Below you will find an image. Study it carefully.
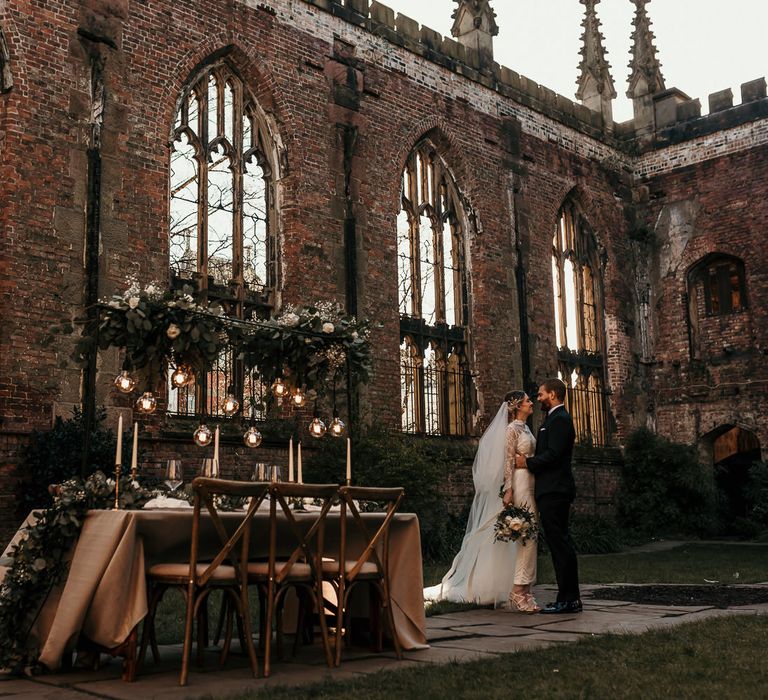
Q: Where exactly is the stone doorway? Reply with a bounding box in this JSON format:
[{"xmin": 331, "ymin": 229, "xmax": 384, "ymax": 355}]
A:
[{"xmin": 710, "ymin": 426, "xmax": 762, "ymax": 533}]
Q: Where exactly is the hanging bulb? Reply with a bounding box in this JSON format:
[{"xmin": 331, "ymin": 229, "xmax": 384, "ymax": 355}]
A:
[
  {"xmin": 291, "ymin": 388, "xmax": 306, "ymax": 408},
  {"xmin": 135, "ymin": 391, "xmax": 157, "ymax": 414},
  {"xmin": 193, "ymin": 423, "xmax": 213, "ymax": 447},
  {"xmin": 309, "ymin": 416, "xmax": 327, "ymax": 439},
  {"xmin": 222, "ymin": 393, "xmax": 240, "ymax": 416},
  {"xmin": 171, "ymin": 364, "xmax": 195, "ymax": 389},
  {"xmin": 329, "ymin": 415, "xmax": 346, "ymax": 438},
  {"xmin": 114, "ymin": 370, "xmax": 136, "ymax": 394},
  {"xmin": 243, "ymin": 426, "xmax": 263, "ymax": 448},
  {"xmin": 271, "ymin": 377, "xmax": 288, "ymax": 399}
]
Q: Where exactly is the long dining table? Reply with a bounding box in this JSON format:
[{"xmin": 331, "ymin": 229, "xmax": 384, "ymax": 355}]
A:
[{"xmin": 5, "ymin": 506, "xmax": 428, "ymax": 672}]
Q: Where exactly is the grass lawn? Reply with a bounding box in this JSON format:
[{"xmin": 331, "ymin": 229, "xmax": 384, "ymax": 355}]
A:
[
  {"xmin": 540, "ymin": 543, "xmax": 768, "ymax": 585},
  {"xmin": 212, "ymin": 615, "xmax": 768, "ymax": 699},
  {"xmin": 426, "ymin": 543, "xmax": 768, "ymax": 587}
]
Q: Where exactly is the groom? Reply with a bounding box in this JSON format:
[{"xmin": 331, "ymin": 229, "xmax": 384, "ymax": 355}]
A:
[{"xmin": 515, "ymin": 378, "xmax": 581, "ymax": 614}]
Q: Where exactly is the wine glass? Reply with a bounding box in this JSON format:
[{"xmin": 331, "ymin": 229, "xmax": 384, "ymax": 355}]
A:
[
  {"xmin": 253, "ymin": 462, "xmax": 268, "ymax": 482},
  {"xmin": 164, "ymin": 460, "xmax": 183, "ymax": 493}
]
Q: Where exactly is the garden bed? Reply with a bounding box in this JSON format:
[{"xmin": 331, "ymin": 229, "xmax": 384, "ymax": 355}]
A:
[{"xmin": 590, "ymin": 584, "xmax": 768, "ymax": 608}]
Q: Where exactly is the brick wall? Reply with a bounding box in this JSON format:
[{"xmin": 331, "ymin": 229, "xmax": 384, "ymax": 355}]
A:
[{"xmin": 1, "ymin": 0, "xmax": 766, "ymax": 545}]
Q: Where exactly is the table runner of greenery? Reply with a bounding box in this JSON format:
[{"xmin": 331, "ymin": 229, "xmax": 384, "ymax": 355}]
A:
[{"xmin": 0, "ymin": 473, "xmax": 151, "ymax": 672}]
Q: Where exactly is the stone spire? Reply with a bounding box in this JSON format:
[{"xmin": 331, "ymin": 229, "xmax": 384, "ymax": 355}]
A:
[
  {"xmin": 627, "ymin": 0, "xmax": 666, "ymax": 131},
  {"xmin": 451, "ymin": 0, "xmax": 499, "ymax": 69},
  {"xmin": 575, "ymin": 0, "xmax": 616, "ymax": 129}
]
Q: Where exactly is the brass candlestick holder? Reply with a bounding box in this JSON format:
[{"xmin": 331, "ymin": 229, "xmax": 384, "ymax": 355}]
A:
[{"xmin": 114, "ymin": 463, "xmax": 121, "ymax": 510}]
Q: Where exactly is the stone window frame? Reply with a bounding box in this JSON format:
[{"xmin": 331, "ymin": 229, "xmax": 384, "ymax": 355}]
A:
[
  {"xmin": 689, "ymin": 254, "xmax": 748, "ymax": 318},
  {"xmin": 167, "ymin": 59, "xmax": 280, "ymax": 419},
  {"xmin": 685, "ymin": 253, "xmax": 749, "ymax": 361},
  {"xmin": 397, "ymin": 140, "xmax": 473, "ymax": 437},
  {"xmin": 0, "ymin": 29, "xmax": 12, "ymax": 94},
  {"xmin": 551, "ymin": 200, "xmax": 610, "ymax": 447}
]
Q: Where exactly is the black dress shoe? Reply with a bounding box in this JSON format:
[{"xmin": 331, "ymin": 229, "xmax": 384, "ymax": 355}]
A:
[{"xmin": 540, "ymin": 600, "xmax": 583, "ymax": 614}]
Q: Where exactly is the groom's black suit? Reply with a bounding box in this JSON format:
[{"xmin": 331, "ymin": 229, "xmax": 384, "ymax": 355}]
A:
[{"xmin": 525, "ymin": 405, "xmax": 580, "ymax": 603}]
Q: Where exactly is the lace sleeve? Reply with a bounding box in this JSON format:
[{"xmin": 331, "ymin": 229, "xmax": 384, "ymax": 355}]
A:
[{"xmin": 503, "ymin": 424, "xmax": 519, "ymax": 491}]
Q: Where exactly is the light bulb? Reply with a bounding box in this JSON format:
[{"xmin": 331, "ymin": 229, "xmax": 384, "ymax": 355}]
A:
[
  {"xmin": 193, "ymin": 423, "xmax": 213, "ymax": 447},
  {"xmin": 309, "ymin": 416, "xmax": 327, "ymax": 439},
  {"xmin": 271, "ymin": 377, "xmax": 288, "ymax": 398},
  {"xmin": 291, "ymin": 388, "xmax": 306, "ymax": 408},
  {"xmin": 329, "ymin": 416, "xmax": 346, "ymax": 438},
  {"xmin": 135, "ymin": 391, "xmax": 157, "ymax": 414},
  {"xmin": 243, "ymin": 426, "xmax": 262, "ymax": 448},
  {"xmin": 171, "ymin": 364, "xmax": 195, "ymax": 388},
  {"xmin": 114, "ymin": 371, "xmax": 136, "ymax": 394},
  {"xmin": 222, "ymin": 393, "xmax": 240, "ymax": 416}
]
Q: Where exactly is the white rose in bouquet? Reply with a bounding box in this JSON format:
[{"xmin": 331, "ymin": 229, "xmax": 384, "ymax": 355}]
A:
[
  {"xmin": 166, "ymin": 323, "xmax": 181, "ymax": 339},
  {"xmin": 322, "ymin": 322, "xmax": 335, "ymax": 334}
]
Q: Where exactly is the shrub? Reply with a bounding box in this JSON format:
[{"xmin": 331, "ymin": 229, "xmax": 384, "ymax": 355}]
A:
[
  {"xmin": 17, "ymin": 408, "xmax": 118, "ymax": 511},
  {"xmin": 305, "ymin": 429, "xmax": 463, "ymax": 562},
  {"xmin": 617, "ymin": 428, "xmax": 718, "ymax": 538},
  {"xmin": 570, "ymin": 515, "xmax": 625, "ymax": 554},
  {"xmin": 744, "ymin": 460, "xmax": 768, "ymax": 532}
]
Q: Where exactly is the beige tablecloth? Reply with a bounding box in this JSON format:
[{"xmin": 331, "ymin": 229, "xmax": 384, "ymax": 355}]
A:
[{"xmin": 20, "ymin": 509, "xmax": 426, "ymax": 669}]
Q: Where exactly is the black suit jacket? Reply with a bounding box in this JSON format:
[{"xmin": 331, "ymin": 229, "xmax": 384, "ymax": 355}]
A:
[{"xmin": 526, "ymin": 405, "xmax": 576, "ymax": 501}]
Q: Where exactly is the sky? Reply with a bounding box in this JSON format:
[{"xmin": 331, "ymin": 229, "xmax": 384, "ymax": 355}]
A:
[{"xmin": 379, "ymin": 1, "xmax": 768, "ymax": 122}]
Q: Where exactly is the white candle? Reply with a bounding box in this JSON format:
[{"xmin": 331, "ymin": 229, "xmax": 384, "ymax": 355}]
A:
[
  {"xmin": 130, "ymin": 422, "xmax": 138, "ymax": 471},
  {"xmin": 346, "ymin": 437, "xmax": 351, "ymax": 483},
  {"xmin": 115, "ymin": 414, "xmax": 123, "ymax": 465},
  {"xmin": 214, "ymin": 425, "xmax": 220, "ymax": 466},
  {"xmin": 297, "ymin": 441, "xmax": 303, "ymax": 484},
  {"xmin": 288, "ymin": 437, "xmax": 294, "ymax": 482}
]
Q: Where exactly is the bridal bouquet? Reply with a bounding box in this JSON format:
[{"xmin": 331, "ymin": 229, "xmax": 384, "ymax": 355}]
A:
[{"xmin": 493, "ymin": 504, "xmax": 539, "ymax": 545}]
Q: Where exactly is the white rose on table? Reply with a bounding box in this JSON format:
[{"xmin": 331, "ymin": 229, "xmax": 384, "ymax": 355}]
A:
[
  {"xmin": 128, "ymin": 297, "xmax": 140, "ymax": 309},
  {"xmin": 322, "ymin": 322, "xmax": 335, "ymax": 334},
  {"xmin": 279, "ymin": 312, "xmax": 300, "ymax": 328},
  {"xmin": 166, "ymin": 323, "xmax": 181, "ymax": 339}
]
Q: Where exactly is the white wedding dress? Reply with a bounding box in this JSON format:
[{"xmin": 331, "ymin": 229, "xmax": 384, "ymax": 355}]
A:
[{"xmin": 424, "ymin": 402, "xmax": 528, "ymax": 606}]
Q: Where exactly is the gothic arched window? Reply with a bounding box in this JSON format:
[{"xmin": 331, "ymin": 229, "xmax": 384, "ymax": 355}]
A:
[
  {"xmin": 397, "ymin": 141, "xmax": 472, "ymax": 435},
  {"xmin": 168, "ymin": 61, "xmax": 277, "ymax": 418},
  {"xmin": 551, "ymin": 201, "xmax": 609, "ymax": 446}
]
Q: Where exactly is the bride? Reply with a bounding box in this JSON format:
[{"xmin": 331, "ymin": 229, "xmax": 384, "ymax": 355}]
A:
[{"xmin": 424, "ymin": 391, "xmax": 540, "ymax": 612}]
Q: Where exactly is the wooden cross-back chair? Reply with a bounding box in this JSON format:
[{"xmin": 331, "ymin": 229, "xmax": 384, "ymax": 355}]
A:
[
  {"xmin": 324, "ymin": 485, "xmax": 405, "ymax": 666},
  {"xmin": 139, "ymin": 478, "xmax": 270, "ymax": 686},
  {"xmin": 247, "ymin": 482, "xmax": 338, "ymax": 677}
]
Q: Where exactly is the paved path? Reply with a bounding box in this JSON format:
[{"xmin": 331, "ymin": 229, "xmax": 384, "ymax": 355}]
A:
[{"xmin": 1, "ymin": 584, "xmax": 766, "ymax": 699}]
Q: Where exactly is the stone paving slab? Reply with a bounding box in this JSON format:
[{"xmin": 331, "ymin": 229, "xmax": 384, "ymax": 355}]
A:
[
  {"xmin": 425, "ymin": 627, "xmax": 478, "ymax": 642},
  {"xmin": 447, "ymin": 624, "xmax": 539, "ymax": 637},
  {"xmin": 432, "ymin": 636, "xmax": 554, "ymax": 654},
  {"xmin": 401, "ymin": 645, "xmax": 498, "ymax": 664},
  {"xmin": 581, "ymin": 599, "xmax": 633, "ymax": 608}
]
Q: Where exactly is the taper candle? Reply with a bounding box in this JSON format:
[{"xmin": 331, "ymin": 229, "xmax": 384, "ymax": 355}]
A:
[
  {"xmin": 297, "ymin": 441, "xmax": 303, "ymax": 484},
  {"xmin": 214, "ymin": 425, "xmax": 220, "ymax": 465},
  {"xmin": 115, "ymin": 414, "xmax": 123, "ymax": 465},
  {"xmin": 346, "ymin": 437, "xmax": 351, "ymax": 483},
  {"xmin": 130, "ymin": 422, "xmax": 138, "ymax": 473},
  {"xmin": 288, "ymin": 437, "xmax": 294, "ymax": 482}
]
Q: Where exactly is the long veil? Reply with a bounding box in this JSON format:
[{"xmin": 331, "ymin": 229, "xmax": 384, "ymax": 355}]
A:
[{"xmin": 424, "ymin": 402, "xmax": 517, "ymax": 605}]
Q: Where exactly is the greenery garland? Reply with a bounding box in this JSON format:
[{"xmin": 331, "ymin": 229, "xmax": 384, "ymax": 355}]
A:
[
  {"xmin": 0, "ymin": 472, "xmax": 150, "ymax": 672},
  {"xmin": 63, "ymin": 281, "xmax": 372, "ymax": 400}
]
